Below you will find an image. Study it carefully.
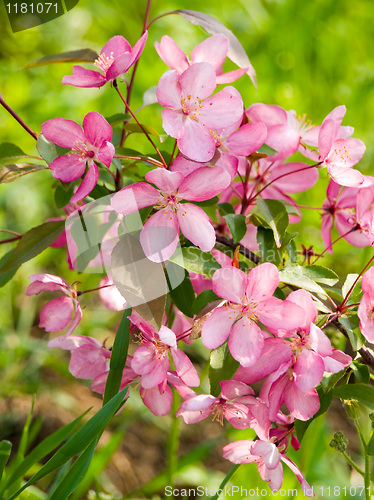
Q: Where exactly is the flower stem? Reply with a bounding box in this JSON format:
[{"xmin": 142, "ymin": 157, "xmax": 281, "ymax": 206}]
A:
[
  {"xmin": 341, "ymin": 253, "xmax": 374, "ymax": 308},
  {"xmin": 168, "ymin": 390, "xmax": 180, "ymax": 488},
  {"xmin": 120, "ymin": 0, "xmax": 152, "ymax": 146},
  {"xmin": 0, "ymin": 94, "xmax": 38, "ymax": 140},
  {"xmin": 113, "ymin": 81, "xmax": 168, "ymax": 168},
  {"xmin": 341, "ymin": 451, "xmax": 365, "ymax": 476},
  {"xmin": 209, "ymin": 464, "xmax": 240, "ymax": 500}
]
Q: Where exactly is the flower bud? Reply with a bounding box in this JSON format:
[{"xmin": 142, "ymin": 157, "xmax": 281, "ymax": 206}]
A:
[
  {"xmin": 344, "ymin": 399, "xmax": 360, "ymax": 420},
  {"xmin": 329, "ymin": 431, "xmax": 348, "ymax": 452}
]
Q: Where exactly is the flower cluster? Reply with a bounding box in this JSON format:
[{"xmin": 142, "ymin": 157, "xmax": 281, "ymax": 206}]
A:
[{"xmin": 21, "ymin": 23, "xmax": 374, "ymax": 497}]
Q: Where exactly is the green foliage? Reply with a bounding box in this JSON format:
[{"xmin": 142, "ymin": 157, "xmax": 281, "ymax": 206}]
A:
[
  {"xmin": 209, "ymin": 343, "xmax": 240, "ymax": 398},
  {"xmin": 223, "ymin": 214, "xmax": 247, "ymax": 243},
  {"xmin": 0, "ymin": 220, "xmax": 65, "ymax": 277}
]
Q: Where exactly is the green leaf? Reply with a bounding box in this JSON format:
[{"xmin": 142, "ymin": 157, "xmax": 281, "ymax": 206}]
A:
[
  {"xmin": 192, "ymin": 196, "xmax": 219, "ymax": 207},
  {"xmin": 338, "ymin": 316, "xmax": 365, "ymax": 351},
  {"xmin": 54, "ymin": 181, "xmax": 76, "ymax": 209},
  {"xmin": 36, "ymin": 134, "xmax": 69, "ymax": 165},
  {"xmin": 192, "ymin": 290, "xmax": 220, "ymax": 315},
  {"xmin": 257, "ymin": 143, "xmax": 277, "ymax": 156},
  {"xmin": 124, "ymin": 123, "xmax": 159, "ymax": 138},
  {"xmin": 351, "ymin": 361, "xmax": 370, "ymax": 384},
  {"xmin": 302, "ymin": 265, "xmax": 339, "ymax": 286},
  {"xmin": 169, "ymin": 247, "xmax": 221, "ymax": 278},
  {"xmin": 103, "ymin": 308, "xmax": 131, "ymax": 405},
  {"xmin": 342, "ymin": 274, "xmax": 362, "ymax": 302},
  {"xmin": 256, "ymin": 226, "xmax": 281, "ymax": 266},
  {"xmin": 111, "ymin": 233, "xmax": 167, "ymax": 330},
  {"xmin": 209, "ymin": 343, "xmax": 240, "ymax": 397},
  {"xmin": 166, "ymin": 263, "xmax": 195, "ymax": 317},
  {"xmin": 23, "ymin": 49, "xmax": 99, "ymax": 69},
  {"xmin": 223, "ymin": 214, "xmax": 247, "ymax": 243},
  {"xmin": 1, "ymin": 411, "xmax": 89, "ymax": 494},
  {"xmin": 0, "ymin": 143, "xmax": 40, "ymax": 167},
  {"xmin": 0, "ymin": 441, "xmax": 12, "ymax": 482},
  {"xmin": 0, "ymin": 251, "xmax": 18, "ymax": 288},
  {"xmin": 8, "ymin": 388, "xmax": 128, "ymax": 500},
  {"xmin": 0, "ymin": 220, "xmax": 65, "ymax": 274},
  {"xmin": 0, "ymin": 163, "xmax": 47, "ymax": 183},
  {"xmin": 333, "ymin": 383, "xmax": 374, "ymax": 409},
  {"xmin": 294, "ymin": 388, "xmax": 333, "ymax": 442},
  {"xmin": 321, "ymin": 369, "xmax": 347, "ymax": 394},
  {"xmin": 256, "ymin": 198, "xmax": 288, "ymax": 248},
  {"xmin": 368, "ymin": 433, "xmax": 374, "ymax": 455},
  {"xmin": 47, "ymin": 441, "xmax": 96, "ymax": 500},
  {"xmin": 105, "ymin": 113, "xmax": 131, "ymax": 126},
  {"xmin": 217, "ymin": 202, "xmax": 235, "ymax": 216},
  {"xmin": 174, "ymin": 10, "xmax": 257, "ymax": 87},
  {"xmin": 279, "ymin": 264, "xmax": 327, "ymax": 295}
]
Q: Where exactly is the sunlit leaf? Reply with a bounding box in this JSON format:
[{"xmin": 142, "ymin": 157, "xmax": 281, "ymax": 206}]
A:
[
  {"xmin": 0, "ymin": 163, "xmax": 47, "ymax": 183},
  {"xmin": 0, "ymin": 220, "xmax": 65, "ymax": 274},
  {"xmin": 23, "ymin": 49, "xmax": 99, "ymax": 70}
]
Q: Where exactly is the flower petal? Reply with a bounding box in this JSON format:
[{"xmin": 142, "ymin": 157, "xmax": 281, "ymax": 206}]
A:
[
  {"xmin": 212, "ymin": 267, "xmax": 247, "ymax": 303},
  {"xmin": 39, "ymin": 296, "xmax": 73, "ymax": 332},
  {"xmin": 83, "ymin": 111, "xmax": 113, "ymax": 147},
  {"xmin": 41, "ymin": 118, "xmax": 86, "ymax": 149},
  {"xmin": 201, "ymin": 306, "xmax": 234, "ymax": 350},
  {"xmin": 49, "ymin": 154, "xmax": 86, "ymax": 182},
  {"xmin": 140, "ymin": 208, "xmax": 179, "ymax": 262},
  {"xmin": 177, "ymin": 203, "xmax": 215, "ymax": 252},
  {"xmin": 70, "ymin": 163, "xmax": 99, "ymax": 203},
  {"xmin": 228, "ymin": 316, "xmax": 264, "ymax": 367},
  {"xmin": 111, "ymin": 183, "xmax": 161, "ymax": 215},
  {"xmin": 155, "ymin": 36, "xmax": 189, "ymax": 74},
  {"xmin": 178, "ymin": 166, "xmax": 231, "ymax": 201}
]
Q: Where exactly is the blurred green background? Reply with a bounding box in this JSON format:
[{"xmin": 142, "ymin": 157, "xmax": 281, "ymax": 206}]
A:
[{"xmin": 1, "ymin": 0, "xmax": 374, "ymax": 498}]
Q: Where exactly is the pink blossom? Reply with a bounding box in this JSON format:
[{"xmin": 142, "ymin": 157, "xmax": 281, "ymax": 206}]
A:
[
  {"xmin": 155, "ymin": 34, "xmax": 249, "ymax": 84},
  {"xmin": 321, "ymin": 181, "xmax": 359, "ymax": 252},
  {"xmin": 235, "ymin": 290, "xmax": 351, "ymax": 420},
  {"xmin": 99, "ymin": 274, "xmax": 127, "ymax": 311},
  {"xmin": 201, "ymin": 264, "xmax": 304, "ymax": 367},
  {"xmin": 129, "ymin": 312, "xmax": 200, "ymax": 389},
  {"xmin": 111, "ymin": 167, "xmax": 230, "ymax": 262},
  {"xmin": 157, "ymin": 63, "xmax": 244, "ymax": 162},
  {"xmin": 177, "ymin": 380, "xmax": 270, "ymax": 436},
  {"xmin": 246, "ymin": 103, "xmax": 320, "ymax": 158},
  {"xmin": 26, "ymin": 274, "xmax": 82, "ymax": 335},
  {"xmin": 306, "ymin": 106, "xmax": 368, "ymax": 187},
  {"xmin": 223, "ymin": 439, "xmax": 314, "ymax": 495},
  {"xmin": 62, "ymin": 33, "xmax": 148, "ymax": 88},
  {"xmin": 358, "ymin": 266, "xmax": 374, "ymax": 342},
  {"xmin": 41, "ymin": 112, "xmax": 114, "ymax": 203},
  {"xmin": 47, "ymin": 334, "xmax": 111, "ymax": 380}
]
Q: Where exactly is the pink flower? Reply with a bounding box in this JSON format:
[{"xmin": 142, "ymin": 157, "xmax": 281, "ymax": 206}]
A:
[
  {"xmin": 358, "ymin": 266, "xmax": 374, "ymax": 342},
  {"xmin": 201, "ymin": 264, "xmax": 304, "ymax": 367},
  {"xmin": 62, "ymin": 33, "xmax": 148, "ymax": 88},
  {"xmin": 130, "ymin": 312, "xmax": 200, "ymax": 389},
  {"xmin": 99, "ymin": 274, "xmax": 127, "ymax": 311},
  {"xmin": 235, "ymin": 290, "xmax": 351, "ymax": 420},
  {"xmin": 246, "ymin": 103, "xmax": 320, "ymax": 158},
  {"xmin": 223, "ymin": 439, "xmax": 314, "ymax": 495},
  {"xmin": 41, "ymin": 112, "xmax": 115, "ymax": 203},
  {"xmin": 177, "ymin": 380, "xmax": 270, "ymax": 436},
  {"xmin": 155, "ymin": 34, "xmax": 249, "ymax": 84},
  {"xmin": 111, "ymin": 167, "xmax": 230, "ymax": 262},
  {"xmin": 26, "ymin": 274, "xmax": 82, "ymax": 335},
  {"xmin": 157, "ymin": 63, "xmax": 244, "ymax": 162},
  {"xmin": 47, "ymin": 334, "xmax": 111, "ymax": 380},
  {"xmin": 321, "ymin": 181, "xmax": 359, "ymax": 253},
  {"xmin": 306, "ymin": 106, "xmax": 368, "ymax": 187}
]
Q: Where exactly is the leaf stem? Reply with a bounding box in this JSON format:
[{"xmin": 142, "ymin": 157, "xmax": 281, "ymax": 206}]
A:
[{"xmin": 0, "ymin": 94, "xmax": 38, "ymax": 140}]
